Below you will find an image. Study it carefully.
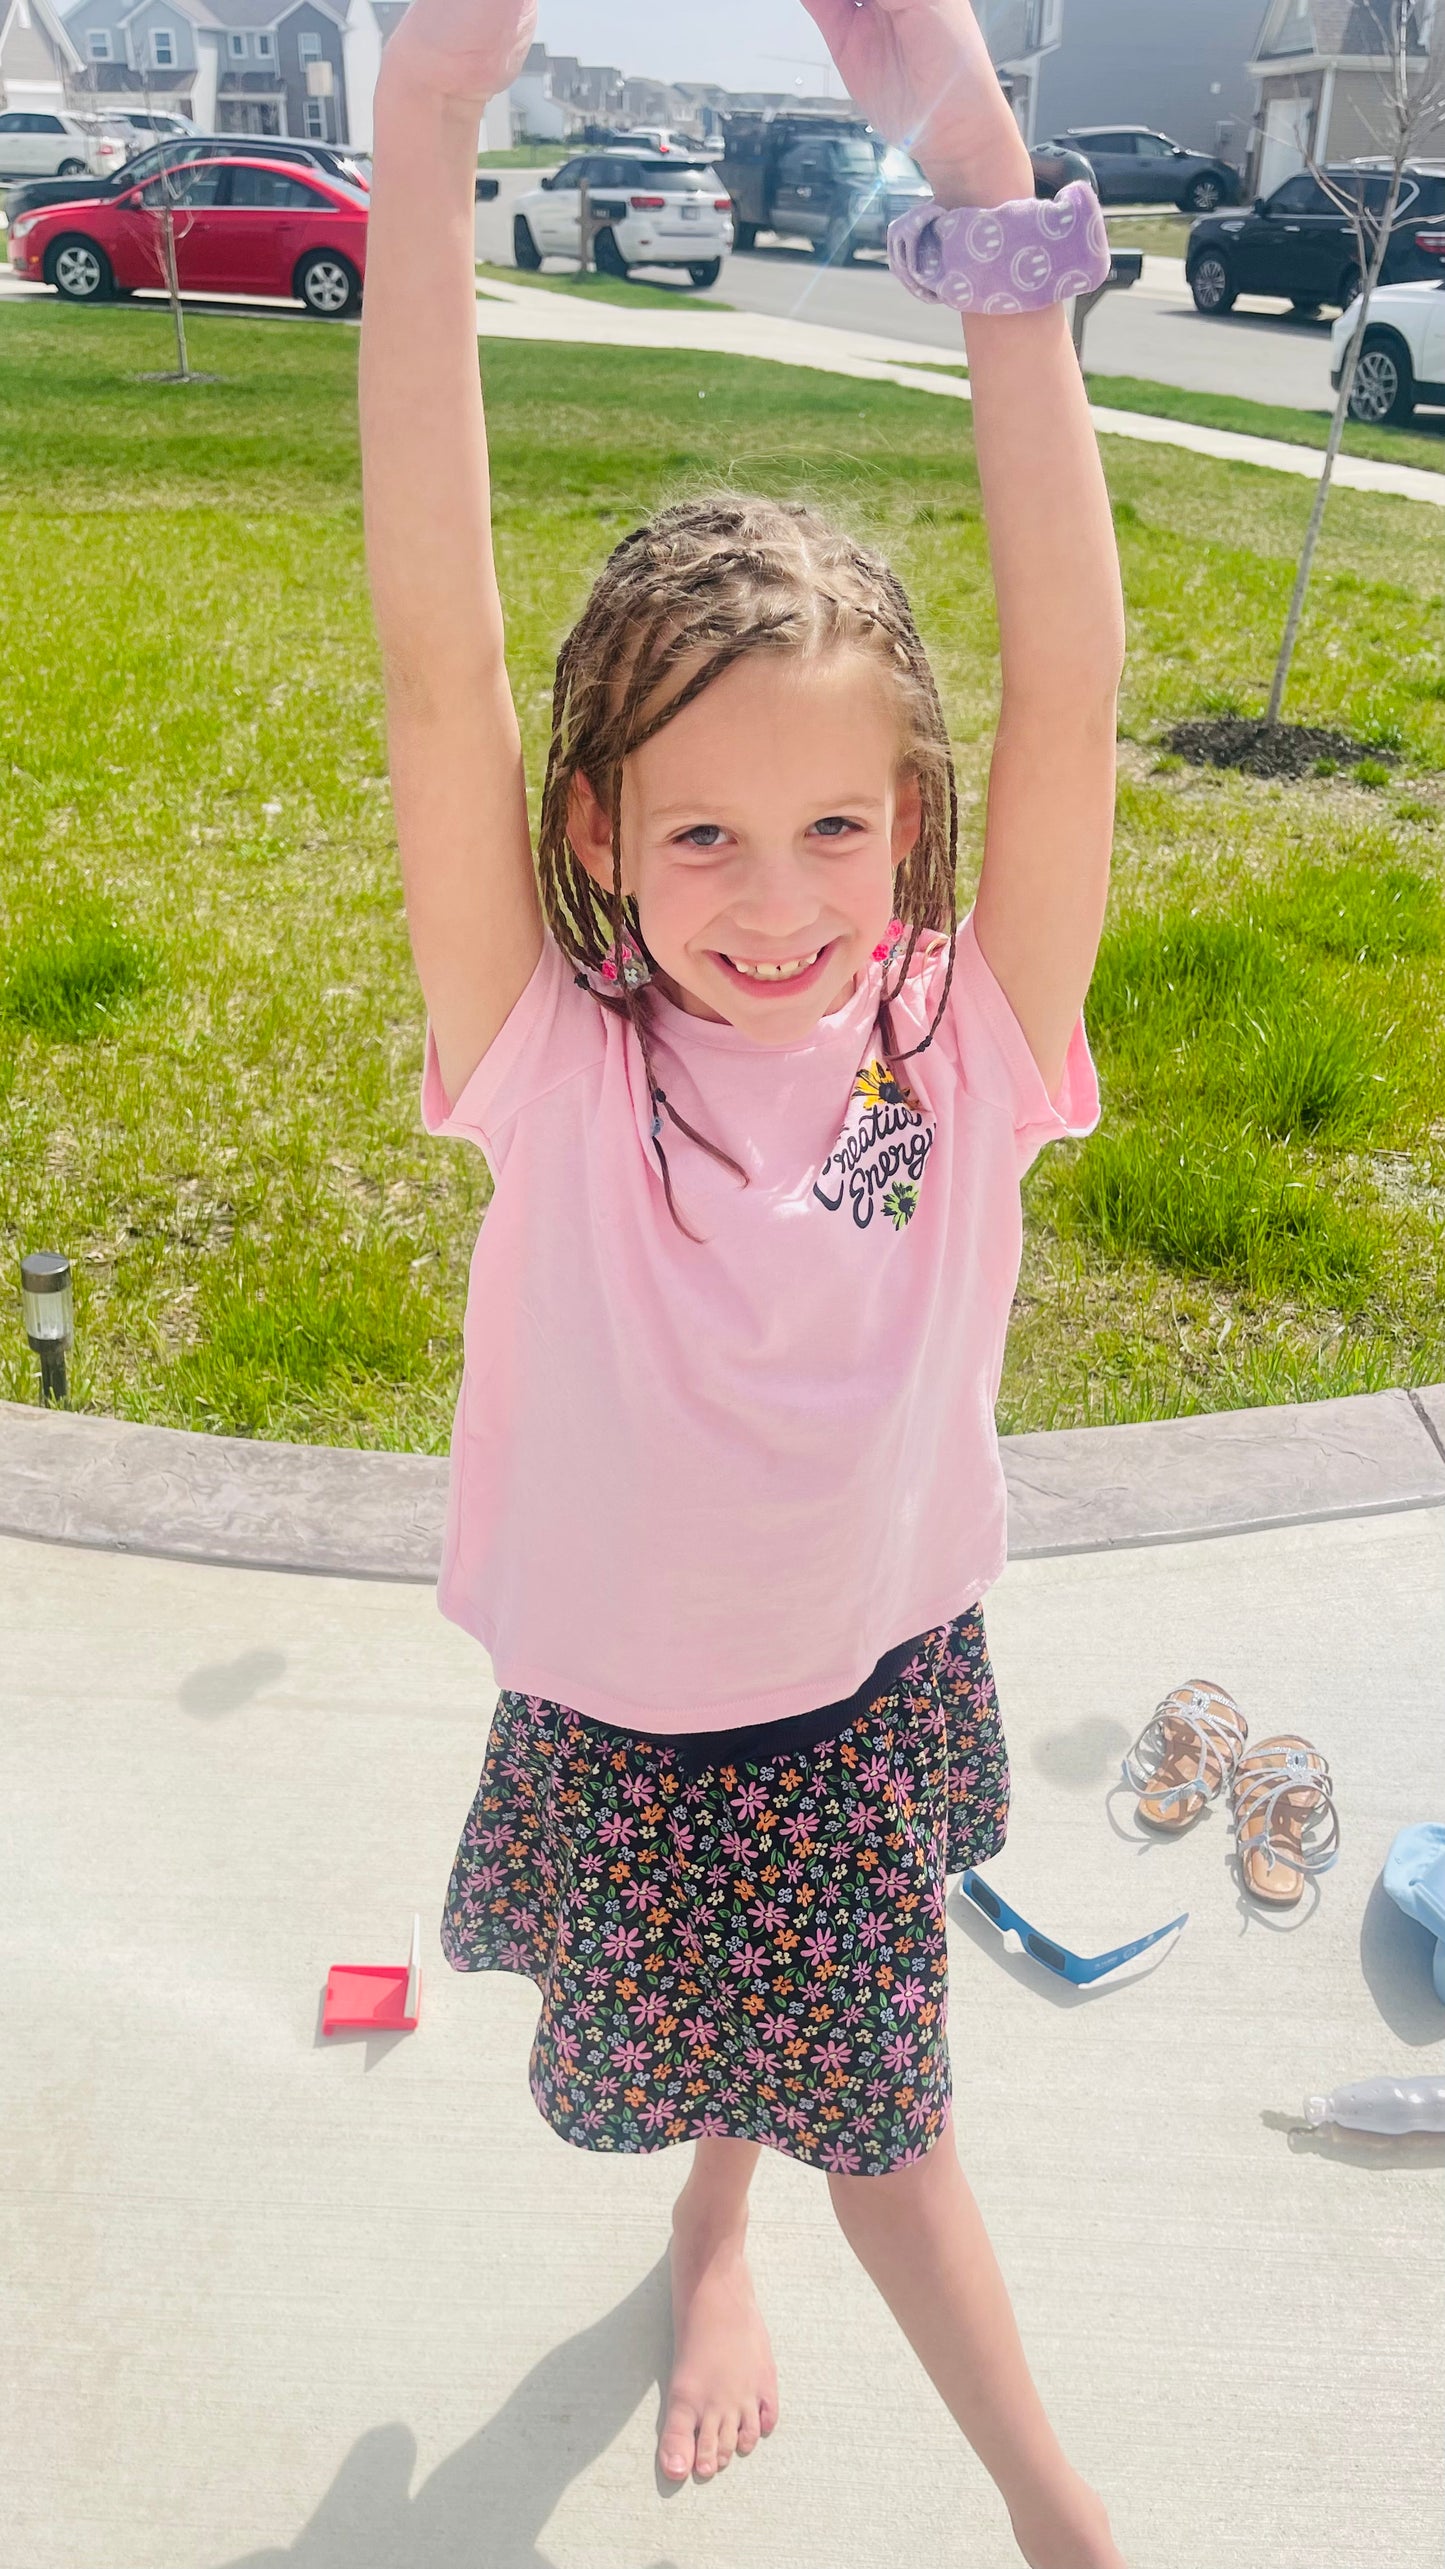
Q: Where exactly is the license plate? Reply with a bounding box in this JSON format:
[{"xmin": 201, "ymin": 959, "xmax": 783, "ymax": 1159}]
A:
[{"xmin": 681, "ymin": 202, "xmax": 699, "ymax": 220}]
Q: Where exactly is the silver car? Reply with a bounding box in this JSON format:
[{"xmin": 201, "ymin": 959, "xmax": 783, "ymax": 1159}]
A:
[
  {"xmin": 513, "ymin": 151, "xmax": 734, "ymax": 288},
  {"xmin": 0, "ymin": 108, "xmax": 129, "ymax": 182}
]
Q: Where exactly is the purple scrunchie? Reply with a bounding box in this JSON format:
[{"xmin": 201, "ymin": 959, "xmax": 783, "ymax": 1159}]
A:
[{"xmin": 887, "ymin": 177, "xmax": 1110, "ymax": 315}]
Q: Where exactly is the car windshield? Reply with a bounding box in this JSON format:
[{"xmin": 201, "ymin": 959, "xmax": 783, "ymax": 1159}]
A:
[
  {"xmin": 879, "ymin": 145, "xmax": 925, "ymax": 186},
  {"xmin": 834, "ymin": 142, "xmax": 879, "ymax": 179},
  {"xmin": 638, "ymin": 161, "xmax": 721, "ymax": 192}
]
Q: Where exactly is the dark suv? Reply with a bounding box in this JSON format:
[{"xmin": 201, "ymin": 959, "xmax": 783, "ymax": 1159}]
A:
[
  {"xmin": 4, "ymin": 132, "xmax": 370, "ymax": 224},
  {"xmin": 1046, "ymin": 125, "xmax": 1240, "ymax": 212},
  {"xmin": 1187, "ymin": 161, "xmax": 1445, "ymax": 314}
]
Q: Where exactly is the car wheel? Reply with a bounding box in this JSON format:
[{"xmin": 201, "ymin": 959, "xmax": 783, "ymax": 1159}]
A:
[
  {"xmin": 1182, "ymin": 174, "xmax": 1223, "ymax": 213},
  {"xmin": 45, "ymin": 233, "xmax": 114, "ymax": 302},
  {"xmin": 1188, "ymin": 250, "xmax": 1236, "ymax": 313},
  {"xmin": 1350, "ymin": 329, "xmax": 1416, "ymax": 426},
  {"xmin": 296, "ymin": 249, "xmax": 360, "ymax": 318},
  {"xmin": 687, "ymin": 259, "xmax": 722, "ymax": 289},
  {"xmin": 593, "ymin": 226, "xmax": 629, "ymax": 277},
  {"xmin": 733, "ymin": 219, "xmax": 757, "ymax": 253},
  {"xmin": 57, "ymin": 157, "xmax": 85, "ymax": 177},
  {"xmin": 1337, "ymin": 264, "xmax": 1362, "ymax": 310},
  {"xmin": 513, "ymin": 214, "xmax": 542, "ymax": 270},
  {"xmin": 1290, "ymin": 297, "xmax": 1323, "ymax": 318}
]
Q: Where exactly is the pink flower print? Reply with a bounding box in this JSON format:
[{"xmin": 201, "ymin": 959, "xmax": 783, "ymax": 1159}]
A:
[
  {"xmin": 802, "ymin": 1922, "xmax": 838, "ymax": 1970},
  {"xmin": 731, "ymin": 1780, "xmax": 768, "ymax": 1822},
  {"xmin": 891, "ymin": 1974, "xmax": 927, "ymax": 2017},
  {"xmin": 840, "ymin": 1998, "xmax": 867, "ymax": 2031},
  {"xmin": 597, "ymin": 1810, "xmax": 637, "ymax": 1851},
  {"xmin": 621, "ymin": 1875, "xmax": 663, "ymax": 1915},
  {"xmin": 669, "ymin": 1814, "xmax": 696, "ymax": 1856},
  {"xmin": 641, "ymin": 2096, "xmax": 672, "ymax": 2132},
  {"xmin": 784, "ymin": 1858, "xmax": 805, "ymax": 1886},
  {"xmin": 905, "ymin": 2093, "xmax": 933, "ymax": 2131},
  {"xmin": 473, "ymin": 1862, "xmax": 506, "ymax": 1894},
  {"xmin": 894, "ymin": 1763, "xmax": 916, "ymax": 1804},
  {"xmin": 882, "ymin": 2029, "xmax": 918, "ymax": 2073},
  {"xmin": 778, "ymin": 2101, "xmax": 808, "ymax": 2132},
  {"xmin": 506, "ymin": 1903, "xmax": 538, "ymax": 1935},
  {"xmin": 594, "ymin": 2073, "xmax": 620, "ymax": 2104},
  {"xmin": 847, "ymin": 1802, "xmax": 877, "ymax": 1839},
  {"xmin": 812, "ymin": 2032, "xmax": 853, "ymax": 2074},
  {"xmin": 705, "ymin": 1860, "xmax": 731, "ymax": 1892},
  {"xmin": 681, "ymin": 2013, "xmax": 718, "ymax": 2052},
  {"xmin": 858, "ymin": 1908, "xmax": 890, "ymax": 1950},
  {"xmin": 579, "ymin": 1851, "xmax": 607, "ymax": 1878},
  {"xmin": 697, "ymin": 2110, "xmax": 731, "ymax": 2136},
  {"xmin": 580, "ymin": 2105, "xmax": 605, "ymax": 2133},
  {"xmin": 497, "ymin": 1940, "xmax": 531, "ymax": 1971},
  {"xmin": 821, "ymin": 2139, "xmax": 863, "ymax": 2173},
  {"xmin": 780, "ymin": 1810, "xmax": 815, "ymax": 1847},
  {"xmin": 585, "ymin": 1963, "xmax": 612, "ymax": 1989},
  {"xmin": 761, "ymin": 2008, "xmax": 794, "ymax": 2045},
  {"xmin": 621, "ymin": 1770, "xmax": 654, "ymax": 1807},
  {"xmin": 744, "ymin": 2040, "xmax": 770, "ymax": 2076},
  {"xmin": 874, "ymin": 1865, "xmax": 909, "ymax": 1901},
  {"xmin": 729, "ymin": 1940, "xmax": 771, "ymax": 1985},
  {"xmin": 630, "ymin": 1989, "xmax": 667, "ymax": 2026},
  {"xmin": 553, "ymin": 2026, "xmax": 582, "ymax": 2068},
  {"xmin": 602, "ymin": 1923, "xmax": 643, "ymax": 1962},
  {"xmin": 859, "ymin": 1751, "xmax": 890, "ymax": 1795},
  {"xmin": 748, "ymin": 1896, "xmax": 786, "ymax": 1936},
  {"xmin": 610, "ymin": 2036, "xmax": 653, "ymax": 2076},
  {"xmin": 866, "ymin": 2074, "xmax": 893, "ymax": 2104}
]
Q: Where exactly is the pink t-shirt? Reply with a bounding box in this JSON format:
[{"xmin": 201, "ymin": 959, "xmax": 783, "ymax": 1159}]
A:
[{"xmin": 420, "ymin": 912, "xmax": 1099, "ymax": 1733}]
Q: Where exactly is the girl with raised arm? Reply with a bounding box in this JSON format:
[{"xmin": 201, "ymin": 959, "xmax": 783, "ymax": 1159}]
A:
[{"xmin": 360, "ymin": 4, "xmax": 1127, "ymax": 2562}]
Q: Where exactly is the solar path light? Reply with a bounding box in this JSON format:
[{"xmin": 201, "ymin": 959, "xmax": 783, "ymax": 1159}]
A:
[{"xmin": 20, "ymin": 1252, "xmax": 74, "ymax": 1404}]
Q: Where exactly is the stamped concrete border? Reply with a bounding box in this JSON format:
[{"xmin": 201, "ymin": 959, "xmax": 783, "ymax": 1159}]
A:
[{"xmin": 3, "ymin": 1384, "xmax": 1445, "ymax": 1582}]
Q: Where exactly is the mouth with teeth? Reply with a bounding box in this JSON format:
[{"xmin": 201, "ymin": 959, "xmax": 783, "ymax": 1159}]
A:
[{"xmin": 714, "ymin": 942, "xmax": 835, "ymax": 993}]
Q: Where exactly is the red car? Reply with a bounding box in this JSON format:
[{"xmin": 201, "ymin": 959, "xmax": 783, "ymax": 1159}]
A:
[{"xmin": 8, "ymin": 154, "xmax": 368, "ymax": 317}]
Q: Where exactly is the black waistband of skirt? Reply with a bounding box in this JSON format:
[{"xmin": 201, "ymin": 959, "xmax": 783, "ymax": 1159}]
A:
[{"xmin": 638, "ymin": 1627, "xmax": 936, "ymax": 1780}]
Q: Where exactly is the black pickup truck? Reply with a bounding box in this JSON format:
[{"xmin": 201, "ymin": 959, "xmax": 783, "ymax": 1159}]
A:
[{"xmin": 719, "ymin": 112, "xmax": 1103, "ymax": 263}]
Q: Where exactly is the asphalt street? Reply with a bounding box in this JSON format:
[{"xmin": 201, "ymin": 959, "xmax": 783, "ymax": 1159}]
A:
[{"xmin": 479, "ymin": 170, "xmax": 1343, "ymax": 414}]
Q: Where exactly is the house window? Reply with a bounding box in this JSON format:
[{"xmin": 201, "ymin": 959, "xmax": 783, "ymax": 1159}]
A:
[
  {"xmin": 304, "ymin": 97, "xmax": 324, "ymax": 135},
  {"xmin": 151, "ymin": 26, "xmax": 176, "ymax": 65},
  {"xmin": 87, "ymin": 27, "xmax": 113, "ymax": 57},
  {"xmin": 299, "ymin": 31, "xmax": 322, "ymax": 60},
  {"xmin": 255, "ymin": 29, "xmax": 274, "ymax": 56},
  {"xmin": 228, "ymin": 30, "xmax": 248, "ymax": 56}
]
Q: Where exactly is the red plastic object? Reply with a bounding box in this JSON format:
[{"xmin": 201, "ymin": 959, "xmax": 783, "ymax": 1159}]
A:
[{"xmin": 323, "ymin": 1915, "xmax": 421, "ymax": 2035}]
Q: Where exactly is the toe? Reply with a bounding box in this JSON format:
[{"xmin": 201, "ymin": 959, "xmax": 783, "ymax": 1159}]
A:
[
  {"xmin": 758, "ymin": 2393, "xmax": 780, "ymax": 2436},
  {"xmin": 693, "ymin": 2410, "xmax": 723, "ymax": 2478},
  {"xmin": 735, "ymin": 2404, "xmax": 761, "ymax": 2458},
  {"xmin": 658, "ymin": 2399, "xmax": 698, "ymax": 2482}
]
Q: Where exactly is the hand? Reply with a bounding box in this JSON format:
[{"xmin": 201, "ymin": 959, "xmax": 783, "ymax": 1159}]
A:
[
  {"xmin": 381, "ymin": 0, "xmax": 537, "ymax": 105},
  {"xmin": 798, "ymin": 0, "xmax": 1033, "ymax": 203}
]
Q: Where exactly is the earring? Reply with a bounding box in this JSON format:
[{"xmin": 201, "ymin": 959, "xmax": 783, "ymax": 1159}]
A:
[
  {"xmin": 575, "ymin": 926, "xmax": 652, "ymax": 998},
  {"xmin": 872, "ymin": 918, "xmax": 906, "ymax": 964}
]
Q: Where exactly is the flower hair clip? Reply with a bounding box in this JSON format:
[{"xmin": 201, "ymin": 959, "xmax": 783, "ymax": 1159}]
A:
[
  {"xmin": 574, "ymin": 926, "xmax": 652, "ymax": 998},
  {"xmin": 873, "ymin": 918, "xmax": 906, "ymax": 964}
]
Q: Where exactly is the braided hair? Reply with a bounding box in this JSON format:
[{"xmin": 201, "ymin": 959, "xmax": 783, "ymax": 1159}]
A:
[{"xmin": 536, "ymin": 494, "xmax": 961, "ymax": 1238}]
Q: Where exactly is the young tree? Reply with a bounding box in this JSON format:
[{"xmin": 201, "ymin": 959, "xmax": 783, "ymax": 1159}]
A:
[
  {"xmin": 75, "ymin": 59, "xmax": 206, "ymax": 382},
  {"xmin": 1268, "ymin": 0, "xmax": 1445, "ymax": 721}
]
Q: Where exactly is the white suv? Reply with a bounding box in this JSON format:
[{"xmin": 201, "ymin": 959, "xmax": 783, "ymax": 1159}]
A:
[
  {"xmin": 0, "ymin": 108, "xmax": 130, "ymax": 182},
  {"xmin": 513, "ymin": 150, "xmax": 733, "ymax": 288},
  {"xmin": 1329, "ymin": 274, "xmax": 1445, "ymax": 425}
]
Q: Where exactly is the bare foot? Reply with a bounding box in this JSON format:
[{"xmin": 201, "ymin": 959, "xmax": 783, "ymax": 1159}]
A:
[{"xmin": 658, "ymin": 2191, "xmax": 779, "ymax": 2483}]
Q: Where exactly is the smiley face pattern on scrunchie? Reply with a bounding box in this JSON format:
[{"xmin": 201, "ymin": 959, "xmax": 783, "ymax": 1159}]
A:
[
  {"xmin": 887, "ymin": 177, "xmax": 1110, "ymax": 315},
  {"xmin": 440, "ymin": 1608, "xmax": 1010, "ymax": 2175}
]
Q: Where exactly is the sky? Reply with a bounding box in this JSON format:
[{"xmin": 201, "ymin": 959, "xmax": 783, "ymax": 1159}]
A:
[{"xmin": 534, "ymin": 2, "xmax": 851, "ymax": 98}]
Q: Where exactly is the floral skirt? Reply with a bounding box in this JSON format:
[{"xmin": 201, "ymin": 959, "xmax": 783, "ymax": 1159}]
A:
[{"xmin": 440, "ymin": 1604, "xmax": 1009, "ymax": 2176}]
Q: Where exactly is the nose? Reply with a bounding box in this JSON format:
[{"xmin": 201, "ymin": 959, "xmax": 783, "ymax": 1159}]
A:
[{"xmin": 724, "ymin": 849, "xmax": 825, "ymax": 943}]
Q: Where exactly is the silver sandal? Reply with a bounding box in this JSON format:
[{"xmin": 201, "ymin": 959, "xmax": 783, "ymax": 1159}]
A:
[
  {"xmin": 1121, "ymin": 1681, "xmax": 1249, "ymax": 1832},
  {"xmin": 1230, "ymin": 1736, "xmax": 1340, "ymax": 1907}
]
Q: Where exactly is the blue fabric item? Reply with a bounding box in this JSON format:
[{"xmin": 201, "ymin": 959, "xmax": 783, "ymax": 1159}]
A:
[{"xmin": 1382, "ymin": 1824, "xmax": 1445, "ymax": 2003}]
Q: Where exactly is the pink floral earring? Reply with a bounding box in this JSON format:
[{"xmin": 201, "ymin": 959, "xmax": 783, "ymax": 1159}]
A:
[{"xmin": 872, "ymin": 918, "xmax": 906, "ymax": 964}]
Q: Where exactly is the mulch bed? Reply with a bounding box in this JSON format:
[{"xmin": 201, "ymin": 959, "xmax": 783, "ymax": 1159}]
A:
[{"xmin": 1164, "ymin": 717, "xmax": 1398, "ymax": 780}]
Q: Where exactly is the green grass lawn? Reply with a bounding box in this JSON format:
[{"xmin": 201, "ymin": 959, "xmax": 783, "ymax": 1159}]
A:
[
  {"xmin": 3, "ymin": 297, "xmax": 1443, "ymax": 1444},
  {"xmin": 476, "ymin": 259, "xmax": 729, "ymax": 311},
  {"xmin": 1103, "ymin": 211, "xmax": 1193, "ymax": 259},
  {"xmin": 477, "ymin": 145, "xmax": 565, "ymax": 168}
]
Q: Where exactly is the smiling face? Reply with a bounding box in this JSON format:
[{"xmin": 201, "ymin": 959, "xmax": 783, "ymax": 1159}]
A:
[{"xmin": 567, "ymin": 651, "xmax": 923, "ymax": 1040}]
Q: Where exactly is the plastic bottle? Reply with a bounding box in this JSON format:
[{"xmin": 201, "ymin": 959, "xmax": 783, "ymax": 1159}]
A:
[{"xmin": 1303, "ymin": 2076, "xmax": 1445, "ymax": 2135}]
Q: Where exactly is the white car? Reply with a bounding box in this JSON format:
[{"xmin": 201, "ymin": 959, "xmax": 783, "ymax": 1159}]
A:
[
  {"xmin": 0, "ymin": 108, "xmax": 130, "ymax": 182},
  {"xmin": 1329, "ymin": 276, "xmax": 1445, "ymax": 425},
  {"xmin": 513, "ymin": 149, "xmax": 733, "ymax": 288}
]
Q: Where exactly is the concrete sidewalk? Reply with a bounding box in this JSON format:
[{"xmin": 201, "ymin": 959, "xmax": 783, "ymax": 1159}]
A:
[{"xmin": 4, "ymin": 1498, "xmax": 1442, "ymax": 2569}]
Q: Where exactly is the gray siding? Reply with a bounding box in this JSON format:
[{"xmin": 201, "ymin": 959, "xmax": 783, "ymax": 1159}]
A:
[
  {"xmin": 278, "ymin": 2, "xmax": 346, "ymax": 142},
  {"xmin": 1035, "ymin": 0, "xmax": 1263, "ymax": 157}
]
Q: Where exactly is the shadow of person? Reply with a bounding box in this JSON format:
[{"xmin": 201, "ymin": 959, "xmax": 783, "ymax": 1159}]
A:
[
  {"xmin": 179, "ymin": 1649, "xmax": 288, "ymax": 1718},
  {"xmin": 218, "ymin": 2250, "xmax": 686, "ymax": 2569}
]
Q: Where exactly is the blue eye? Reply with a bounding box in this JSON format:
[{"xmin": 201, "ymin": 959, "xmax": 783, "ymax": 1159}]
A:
[
  {"xmin": 813, "ymin": 816, "xmax": 860, "ymax": 838},
  {"xmin": 678, "ymin": 824, "xmax": 726, "ymax": 848}
]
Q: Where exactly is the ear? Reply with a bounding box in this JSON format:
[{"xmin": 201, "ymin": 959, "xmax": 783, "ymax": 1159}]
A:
[
  {"xmin": 566, "ymin": 770, "xmax": 619, "ymax": 893},
  {"xmin": 891, "ymin": 771, "xmax": 923, "ymax": 870}
]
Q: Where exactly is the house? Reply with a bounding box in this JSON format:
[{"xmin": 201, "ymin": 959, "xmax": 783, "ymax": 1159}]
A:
[
  {"xmin": 1247, "ymin": 0, "xmax": 1445, "ymax": 193},
  {"xmin": 59, "ymin": 0, "xmax": 400, "ymax": 150},
  {"xmin": 1034, "ymin": 0, "xmax": 1262, "ymax": 165},
  {"xmin": 2, "ymin": 0, "xmax": 84, "ymax": 115},
  {"xmin": 978, "ymin": 0, "xmax": 1066, "ymax": 143}
]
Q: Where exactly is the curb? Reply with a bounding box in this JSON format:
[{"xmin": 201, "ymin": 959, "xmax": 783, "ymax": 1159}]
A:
[{"xmin": 3, "ymin": 1384, "xmax": 1444, "ymax": 1583}]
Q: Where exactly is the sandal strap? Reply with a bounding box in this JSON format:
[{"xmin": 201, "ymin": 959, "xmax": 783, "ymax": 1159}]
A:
[
  {"xmin": 1121, "ymin": 1686, "xmax": 1245, "ymax": 1809},
  {"xmin": 1233, "ymin": 1747, "xmax": 1341, "ymax": 1876}
]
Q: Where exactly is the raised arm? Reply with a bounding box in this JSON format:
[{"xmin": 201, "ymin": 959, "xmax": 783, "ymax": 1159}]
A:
[
  {"xmin": 358, "ymin": 0, "xmax": 542, "ymax": 1112},
  {"xmin": 803, "ymin": 0, "xmax": 1126, "ymax": 1098}
]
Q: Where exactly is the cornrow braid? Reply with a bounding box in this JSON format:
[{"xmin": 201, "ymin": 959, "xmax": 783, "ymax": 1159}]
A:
[{"xmin": 535, "ymin": 493, "xmax": 961, "ymax": 1233}]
